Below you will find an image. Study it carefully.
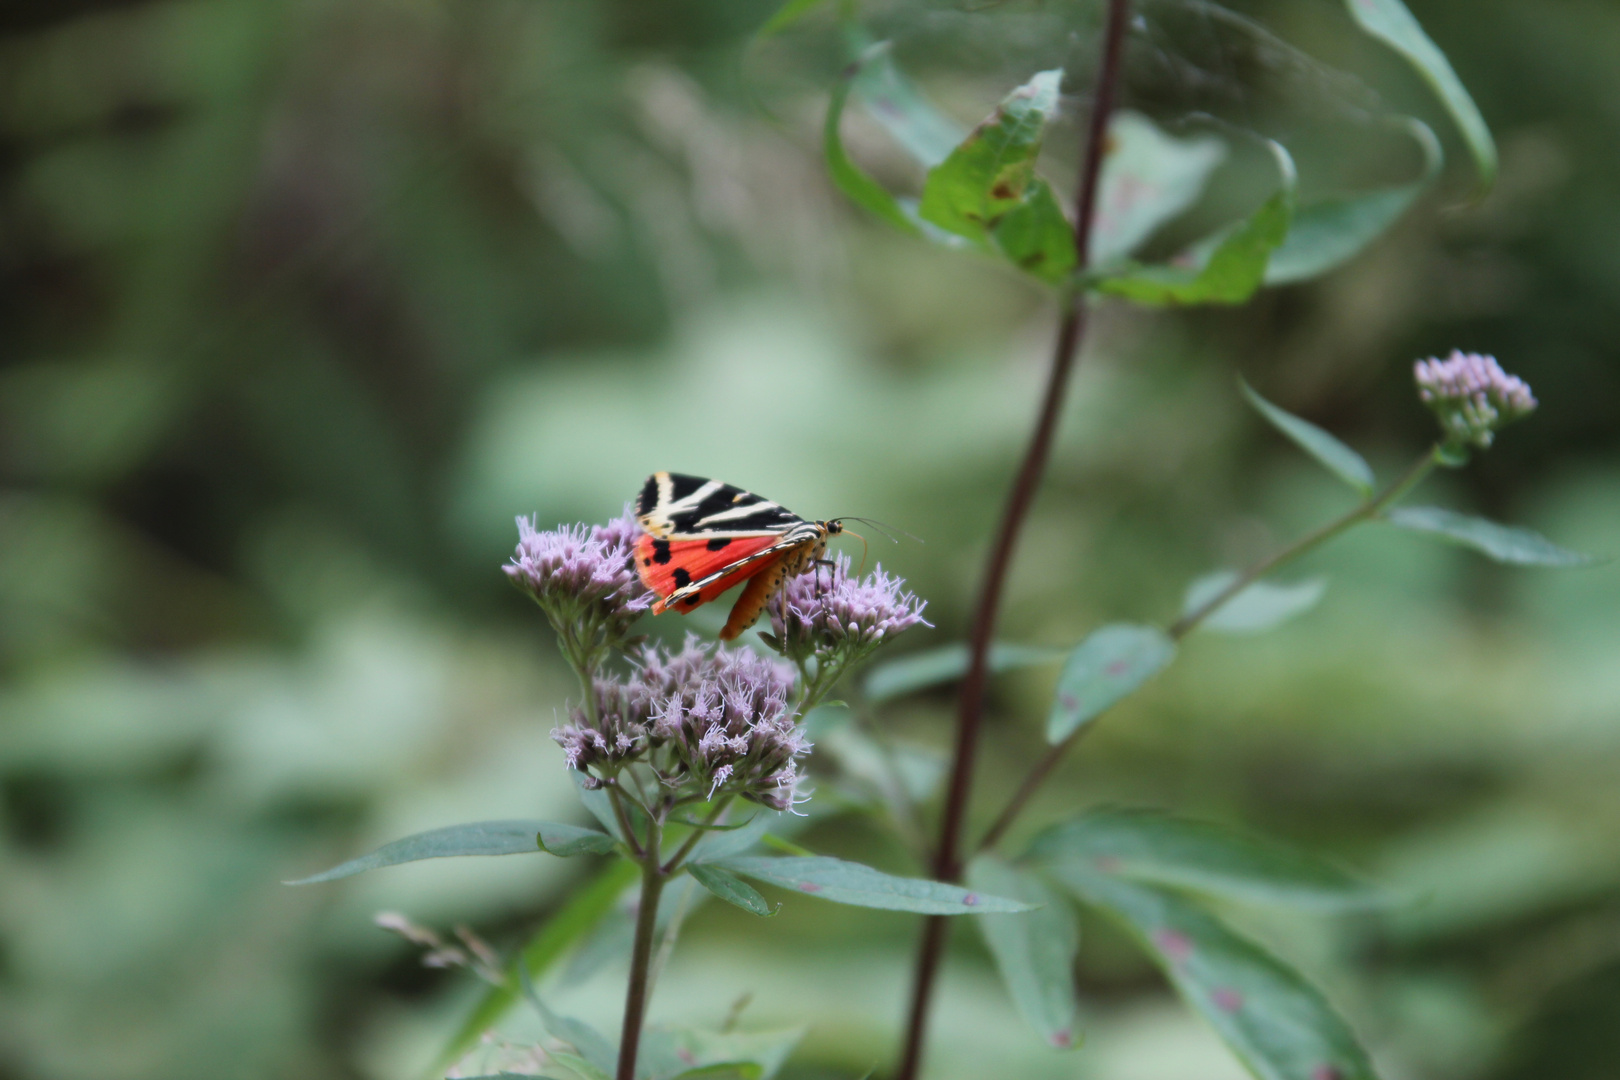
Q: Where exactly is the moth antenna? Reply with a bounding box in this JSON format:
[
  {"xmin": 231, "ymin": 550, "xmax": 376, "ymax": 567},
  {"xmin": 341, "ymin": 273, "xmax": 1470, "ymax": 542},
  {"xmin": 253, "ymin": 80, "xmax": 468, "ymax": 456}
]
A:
[
  {"xmin": 837, "ymin": 528, "xmax": 870, "ymax": 574},
  {"xmin": 838, "ymin": 516, "xmax": 922, "ymax": 545}
]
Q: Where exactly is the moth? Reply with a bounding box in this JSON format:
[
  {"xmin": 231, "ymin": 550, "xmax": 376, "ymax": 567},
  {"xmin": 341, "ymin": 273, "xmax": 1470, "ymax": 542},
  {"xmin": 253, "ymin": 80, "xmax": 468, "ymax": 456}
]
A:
[{"xmin": 633, "ymin": 472, "xmax": 845, "ymax": 641}]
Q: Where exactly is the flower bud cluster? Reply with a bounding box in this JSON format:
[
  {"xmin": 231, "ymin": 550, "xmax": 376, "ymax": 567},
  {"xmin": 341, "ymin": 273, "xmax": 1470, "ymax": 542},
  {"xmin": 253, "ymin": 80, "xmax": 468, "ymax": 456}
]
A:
[
  {"xmin": 1414, "ymin": 350, "xmax": 1537, "ymax": 450},
  {"xmin": 505, "ymin": 510, "xmax": 651, "ymax": 652},
  {"xmin": 767, "ymin": 554, "xmax": 931, "ymax": 670},
  {"xmin": 552, "ymin": 637, "xmax": 808, "ymax": 810}
]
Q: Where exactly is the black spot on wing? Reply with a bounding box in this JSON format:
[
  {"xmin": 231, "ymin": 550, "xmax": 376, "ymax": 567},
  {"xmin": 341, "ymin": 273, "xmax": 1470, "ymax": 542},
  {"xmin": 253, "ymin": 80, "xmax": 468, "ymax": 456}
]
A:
[
  {"xmin": 672, "ymin": 568, "xmax": 692, "ymax": 588},
  {"xmin": 637, "ymin": 475, "xmax": 661, "ymax": 516},
  {"xmin": 684, "ymin": 595, "xmax": 703, "ymax": 608},
  {"xmin": 652, "ymin": 540, "xmax": 671, "ymax": 565},
  {"xmin": 706, "ymin": 537, "xmax": 732, "ymax": 551}
]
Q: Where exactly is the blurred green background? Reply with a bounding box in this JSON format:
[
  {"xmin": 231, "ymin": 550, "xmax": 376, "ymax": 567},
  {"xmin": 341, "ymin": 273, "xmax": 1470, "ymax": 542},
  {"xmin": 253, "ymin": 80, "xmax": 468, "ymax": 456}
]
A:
[{"xmin": 2, "ymin": 0, "xmax": 1617, "ymax": 1078}]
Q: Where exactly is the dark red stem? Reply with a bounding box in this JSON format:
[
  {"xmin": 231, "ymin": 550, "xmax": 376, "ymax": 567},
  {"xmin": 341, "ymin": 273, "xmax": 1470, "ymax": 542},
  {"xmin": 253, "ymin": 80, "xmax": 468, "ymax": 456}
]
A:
[{"xmin": 894, "ymin": 3, "xmax": 1132, "ymax": 1077}]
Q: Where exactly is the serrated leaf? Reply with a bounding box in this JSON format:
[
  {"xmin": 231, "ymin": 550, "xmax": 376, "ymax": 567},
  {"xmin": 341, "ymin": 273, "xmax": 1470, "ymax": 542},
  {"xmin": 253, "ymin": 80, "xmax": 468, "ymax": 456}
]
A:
[
  {"xmin": 1344, "ymin": 0, "xmax": 1495, "ymax": 196},
  {"xmin": 688, "ymin": 863, "xmax": 775, "ymax": 917},
  {"xmin": 863, "ymin": 642, "xmax": 1067, "ymax": 702},
  {"xmin": 916, "ymin": 69, "xmax": 1076, "ymax": 281},
  {"xmin": 1052, "ymin": 870, "xmax": 1379, "ymax": 1080},
  {"xmin": 1181, "ymin": 571, "xmax": 1328, "ymax": 635},
  {"xmin": 1090, "ymin": 111, "xmax": 1227, "ymax": 266},
  {"xmin": 712, "ymin": 855, "xmax": 1035, "ymax": 914},
  {"xmin": 431, "ymin": 861, "xmax": 638, "ymax": 1076},
  {"xmin": 966, "ymin": 855, "xmax": 1080, "ymax": 1049},
  {"xmin": 1385, "ymin": 506, "xmax": 1594, "ymax": 566},
  {"xmin": 1265, "ymin": 118, "xmax": 1441, "ymax": 284},
  {"xmin": 1094, "ymin": 142, "xmax": 1295, "ymax": 306},
  {"xmin": 285, "ymin": 819, "xmax": 612, "ymax": 884},
  {"xmin": 1047, "ymin": 625, "xmax": 1176, "ymax": 744},
  {"xmin": 1240, "ymin": 379, "xmax": 1375, "ymax": 495},
  {"xmin": 1027, "ymin": 807, "xmax": 1387, "ymax": 912}
]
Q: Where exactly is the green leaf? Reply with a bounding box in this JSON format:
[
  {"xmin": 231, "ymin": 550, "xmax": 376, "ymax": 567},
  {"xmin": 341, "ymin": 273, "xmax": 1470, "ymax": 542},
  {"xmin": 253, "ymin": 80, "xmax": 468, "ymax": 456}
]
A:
[
  {"xmin": 758, "ymin": 0, "xmax": 830, "ymax": 38},
  {"xmin": 1090, "ymin": 111, "xmax": 1227, "ymax": 265},
  {"xmin": 284, "ymin": 819, "xmax": 612, "ymax": 884},
  {"xmin": 688, "ymin": 862, "xmax": 775, "ymax": 917},
  {"xmin": 711, "ymin": 855, "xmax": 1036, "ymax": 914},
  {"xmin": 1046, "ymin": 625, "xmax": 1176, "ymax": 744},
  {"xmin": 824, "ymin": 47, "xmax": 924, "ymax": 236},
  {"xmin": 669, "ymin": 1066, "xmax": 763, "ymax": 1080},
  {"xmin": 1241, "ymin": 379, "xmax": 1375, "ymax": 496},
  {"xmin": 430, "ymin": 861, "xmax": 639, "ymax": 1077},
  {"xmin": 548, "ymin": 1053, "xmax": 613, "ymax": 1080},
  {"xmin": 1181, "ymin": 571, "xmax": 1329, "ymax": 635},
  {"xmin": 1052, "ymin": 870, "xmax": 1379, "ymax": 1080},
  {"xmin": 1385, "ymin": 506, "xmax": 1595, "ymax": 567},
  {"xmin": 691, "ymin": 811, "xmax": 775, "ymax": 862},
  {"xmin": 1344, "ymin": 0, "xmax": 1496, "ymax": 196},
  {"xmin": 1027, "ymin": 807, "xmax": 1386, "ymax": 912},
  {"xmin": 1094, "ymin": 143, "xmax": 1296, "ymax": 306},
  {"xmin": 519, "ymin": 965, "xmax": 618, "ymax": 1076},
  {"xmin": 640, "ymin": 1027, "xmax": 804, "ymax": 1080},
  {"xmin": 917, "ymin": 69, "xmax": 1076, "ymax": 281},
  {"xmin": 966, "ymin": 855, "xmax": 1080, "ymax": 1049},
  {"xmin": 849, "ymin": 41, "xmax": 966, "ymax": 169},
  {"xmin": 1265, "ymin": 118, "xmax": 1442, "ymax": 284},
  {"xmin": 863, "ymin": 642, "xmax": 1067, "ymax": 702}
]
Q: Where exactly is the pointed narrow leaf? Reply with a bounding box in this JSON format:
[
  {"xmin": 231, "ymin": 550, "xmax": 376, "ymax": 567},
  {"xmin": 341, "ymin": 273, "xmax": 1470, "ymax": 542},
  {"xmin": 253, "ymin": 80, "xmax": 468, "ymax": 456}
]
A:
[
  {"xmin": 712, "ymin": 855, "xmax": 1035, "ymax": 914},
  {"xmin": 689, "ymin": 863, "xmax": 775, "ymax": 916},
  {"xmin": 967, "ymin": 855, "xmax": 1081, "ymax": 1049},
  {"xmin": 519, "ymin": 966, "xmax": 618, "ymax": 1076},
  {"xmin": 432, "ymin": 861, "xmax": 639, "ymax": 1075},
  {"xmin": 1240, "ymin": 379, "xmax": 1375, "ymax": 495},
  {"xmin": 1091, "ymin": 112, "xmax": 1227, "ymax": 265},
  {"xmin": 1052, "ymin": 869, "xmax": 1379, "ymax": 1080},
  {"xmin": 691, "ymin": 811, "xmax": 775, "ymax": 862},
  {"xmin": 1344, "ymin": 0, "xmax": 1495, "ymax": 196},
  {"xmin": 1027, "ymin": 807, "xmax": 1386, "ymax": 911},
  {"xmin": 919, "ymin": 69, "xmax": 1064, "ymax": 243},
  {"xmin": 286, "ymin": 820, "xmax": 610, "ymax": 885},
  {"xmin": 825, "ymin": 48, "xmax": 922, "ymax": 236},
  {"xmin": 864, "ymin": 642, "xmax": 1067, "ymax": 702},
  {"xmin": 1047, "ymin": 625, "xmax": 1176, "ymax": 744},
  {"xmin": 1386, "ymin": 506, "xmax": 1594, "ymax": 566},
  {"xmin": 1181, "ymin": 571, "xmax": 1329, "ymax": 635},
  {"xmin": 1095, "ymin": 142, "xmax": 1295, "ymax": 306},
  {"xmin": 850, "ymin": 43, "xmax": 966, "ymax": 168}
]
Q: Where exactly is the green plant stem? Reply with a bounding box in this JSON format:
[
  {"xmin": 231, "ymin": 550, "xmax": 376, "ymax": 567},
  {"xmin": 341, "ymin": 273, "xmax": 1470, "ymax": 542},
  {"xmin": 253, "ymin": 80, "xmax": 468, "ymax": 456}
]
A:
[
  {"xmin": 662, "ymin": 797, "xmax": 733, "ymax": 874},
  {"xmin": 616, "ymin": 842, "xmax": 666, "ymax": 1080},
  {"xmin": 974, "ymin": 445, "xmax": 1441, "ymax": 853},
  {"xmin": 607, "ymin": 785, "xmax": 644, "ymax": 858}
]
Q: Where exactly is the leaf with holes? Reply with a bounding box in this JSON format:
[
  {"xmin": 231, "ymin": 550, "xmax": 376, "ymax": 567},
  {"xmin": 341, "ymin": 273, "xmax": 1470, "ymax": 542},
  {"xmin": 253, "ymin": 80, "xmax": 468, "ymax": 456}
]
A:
[
  {"xmin": 1386, "ymin": 507, "xmax": 1594, "ymax": 566},
  {"xmin": 1047, "ymin": 625, "xmax": 1176, "ymax": 744},
  {"xmin": 967, "ymin": 854, "xmax": 1081, "ymax": 1050},
  {"xmin": 1182, "ymin": 572, "xmax": 1329, "ymax": 635},
  {"xmin": 1027, "ymin": 807, "xmax": 1387, "ymax": 912},
  {"xmin": 1051, "ymin": 868, "xmax": 1379, "ymax": 1080},
  {"xmin": 1241, "ymin": 379, "xmax": 1374, "ymax": 496},
  {"xmin": 864, "ymin": 642, "xmax": 1067, "ymax": 702},
  {"xmin": 711, "ymin": 856, "xmax": 1035, "ymax": 914},
  {"xmin": 1344, "ymin": 0, "xmax": 1495, "ymax": 196}
]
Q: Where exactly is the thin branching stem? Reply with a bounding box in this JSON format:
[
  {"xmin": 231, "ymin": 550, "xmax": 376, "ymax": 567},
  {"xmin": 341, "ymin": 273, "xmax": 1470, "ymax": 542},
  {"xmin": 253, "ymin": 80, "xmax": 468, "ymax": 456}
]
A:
[
  {"xmin": 615, "ymin": 835, "xmax": 666, "ymax": 1080},
  {"xmin": 975, "ymin": 445, "xmax": 1442, "ymax": 852},
  {"xmin": 895, "ymin": 3, "xmax": 1134, "ymax": 1076}
]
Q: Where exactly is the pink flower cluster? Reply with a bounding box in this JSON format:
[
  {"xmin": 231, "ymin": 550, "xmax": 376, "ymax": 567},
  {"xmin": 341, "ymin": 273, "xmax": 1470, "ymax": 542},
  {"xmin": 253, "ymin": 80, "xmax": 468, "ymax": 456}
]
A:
[{"xmin": 1414, "ymin": 351, "xmax": 1536, "ymax": 449}]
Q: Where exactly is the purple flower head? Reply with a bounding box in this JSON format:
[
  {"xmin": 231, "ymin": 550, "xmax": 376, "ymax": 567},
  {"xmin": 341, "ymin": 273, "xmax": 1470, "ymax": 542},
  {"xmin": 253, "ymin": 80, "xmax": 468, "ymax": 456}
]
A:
[
  {"xmin": 504, "ymin": 507, "xmax": 651, "ymax": 638},
  {"xmin": 1414, "ymin": 351, "xmax": 1537, "ymax": 450},
  {"xmin": 769, "ymin": 554, "xmax": 930, "ymax": 663},
  {"xmin": 553, "ymin": 635, "xmax": 810, "ymax": 810}
]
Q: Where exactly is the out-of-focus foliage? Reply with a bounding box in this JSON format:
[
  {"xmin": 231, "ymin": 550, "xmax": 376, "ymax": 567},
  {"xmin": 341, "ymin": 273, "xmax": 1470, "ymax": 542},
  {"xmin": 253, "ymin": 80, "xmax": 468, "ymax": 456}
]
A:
[{"xmin": 1, "ymin": 1, "xmax": 1618, "ymax": 1079}]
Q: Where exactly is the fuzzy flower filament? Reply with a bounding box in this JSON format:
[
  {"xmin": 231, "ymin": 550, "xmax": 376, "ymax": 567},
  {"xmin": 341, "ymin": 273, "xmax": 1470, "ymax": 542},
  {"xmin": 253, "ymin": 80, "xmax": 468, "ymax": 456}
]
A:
[{"xmin": 1414, "ymin": 350, "xmax": 1537, "ymax": 451}]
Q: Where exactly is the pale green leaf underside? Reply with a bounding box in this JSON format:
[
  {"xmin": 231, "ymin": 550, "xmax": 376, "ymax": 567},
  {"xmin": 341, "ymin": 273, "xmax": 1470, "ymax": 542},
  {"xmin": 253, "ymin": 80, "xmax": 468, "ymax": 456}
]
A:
[
  {"xmin": 1047, "ymin": 624, "xmax": 1176, "ymax": 744},
  {"xmin": 1027, "ymin": 807, "xmax": 1388, "ymax": 911},
  {"xmin": 1090, "ymin": 111, "xmax": 1227, "ymax": 266},
  {"xmin": 712, "ymin": 855, "xmax": 1036, "ymax": 914},
  {"xmin": 1240, "ymin": 378, "xmax": 1375, "ymax": 494},
  {"xmin": 1181, "ymin": 571, "xmax": 1329, "ymax": 634},
  {"xmin": 1386, "ymin": 506, "xmax": 1594, "ymax": 566},
  {"xmin": 967, "ymin": 854, "xmax": 1081, "ymax": 1049},
  {"xmin": 285, "ymin": 819, "xmax": 614, "ymax": 884}
]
